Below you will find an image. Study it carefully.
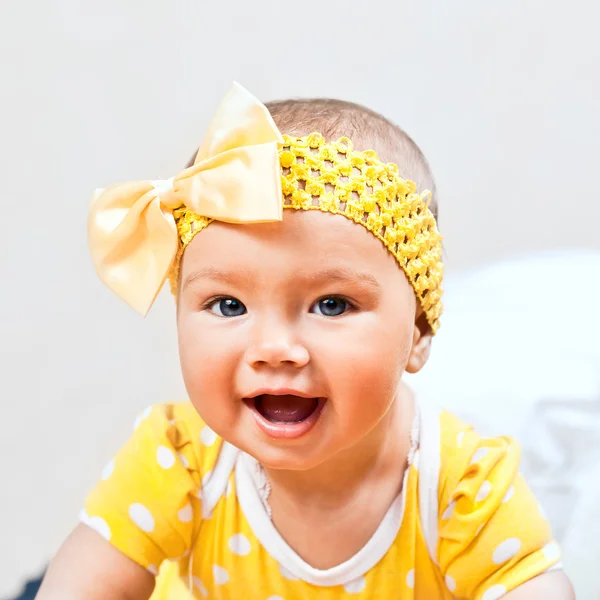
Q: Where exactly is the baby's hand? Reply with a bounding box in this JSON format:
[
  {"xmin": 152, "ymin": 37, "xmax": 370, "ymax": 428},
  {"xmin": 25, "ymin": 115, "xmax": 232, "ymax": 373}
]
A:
[{"xmin": 36, "ymin": 523, "xmax": 155, "ymax": 600}]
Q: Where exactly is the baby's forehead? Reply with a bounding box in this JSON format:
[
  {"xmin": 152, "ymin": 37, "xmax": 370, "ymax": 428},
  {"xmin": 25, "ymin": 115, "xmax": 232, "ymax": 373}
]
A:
[
  {"xmin": 181, "ymin": 209, "xmax": 399, "ymax": 277},
  {"xmin": 187, "ymin": 208, "xmax": 378, "ymax": 250},
  {"xmin": 179, "ymin": 225, "xmax": 410, "ymax": 307}
]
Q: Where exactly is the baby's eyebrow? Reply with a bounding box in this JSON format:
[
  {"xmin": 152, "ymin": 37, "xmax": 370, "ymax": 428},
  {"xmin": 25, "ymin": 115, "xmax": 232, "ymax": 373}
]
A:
[
  {"xmin": 182, "ymin": 266, "xmax": 257, "ymax": 291},
  {"xmin": 181, "ymin": 266, "xmax": 381, "ymax": 292},
  {"xmin": 306, "ymin": 268, "xmax": 381, "ymax": 291}
]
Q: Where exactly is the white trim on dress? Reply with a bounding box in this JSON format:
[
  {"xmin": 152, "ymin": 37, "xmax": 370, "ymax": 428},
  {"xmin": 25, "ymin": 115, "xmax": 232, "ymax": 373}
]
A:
[
  {"xmin": 235, "ymin": 450, "xmax": 411, "ymax": 587},
  {"xmin": 417, "ymin": 402, "xmax": 442, "ymax": 564}
]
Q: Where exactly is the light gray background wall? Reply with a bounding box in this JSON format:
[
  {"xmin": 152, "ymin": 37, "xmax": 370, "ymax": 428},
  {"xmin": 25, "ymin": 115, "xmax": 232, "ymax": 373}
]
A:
[{"xmin": 1, "ymin": 0, "xmax": 599, "ymax": 597}]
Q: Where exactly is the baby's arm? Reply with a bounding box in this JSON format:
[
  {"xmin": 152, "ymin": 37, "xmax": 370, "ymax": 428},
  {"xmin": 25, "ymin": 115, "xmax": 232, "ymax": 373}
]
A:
[
  {"xmin": 38, "ymin": 404, "xmax": 201, "ymax": 600},
  {"xmin": 504, "ymin": 571, "xmax": 574, "ymax": 599},
  {"xmin": 36, "ymin": 523, "xmax": 155, "ymax": 600}
]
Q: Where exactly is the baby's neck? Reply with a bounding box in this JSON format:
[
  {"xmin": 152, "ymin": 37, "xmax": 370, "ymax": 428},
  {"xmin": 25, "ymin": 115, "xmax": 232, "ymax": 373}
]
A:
[
  {"xmin": 261, "ymin": 383, "xmax": 415, "ymax": 570},
  {"xmin": 263, "ymin": 383, "xmax": 415, "ymax": 509}
]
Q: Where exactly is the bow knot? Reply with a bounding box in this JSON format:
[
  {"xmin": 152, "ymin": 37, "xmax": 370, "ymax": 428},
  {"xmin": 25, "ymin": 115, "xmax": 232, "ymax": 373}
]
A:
[
  {"xmin": 151, "ymin": 177, "xmax": 179, "ymax": 209},
  {"xmin": 88, "ymin": 83, "xmax": 284, "ymax": 316}
]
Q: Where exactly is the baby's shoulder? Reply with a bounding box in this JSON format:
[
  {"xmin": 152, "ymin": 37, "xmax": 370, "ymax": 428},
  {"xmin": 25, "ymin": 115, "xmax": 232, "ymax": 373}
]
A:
[
  {"xmin": 82, "ymin": 401, "xmax": 223, "ymax": 572},
  {"xmin": 436, "ymin": 409, "xmax": 520, "ymax": 506}
]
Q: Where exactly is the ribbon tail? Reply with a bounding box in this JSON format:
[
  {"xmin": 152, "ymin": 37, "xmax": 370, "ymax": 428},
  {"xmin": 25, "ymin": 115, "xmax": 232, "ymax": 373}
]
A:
[{"xmin": 89, "ymin": 186, "xmax": 179, "ymax": 315}]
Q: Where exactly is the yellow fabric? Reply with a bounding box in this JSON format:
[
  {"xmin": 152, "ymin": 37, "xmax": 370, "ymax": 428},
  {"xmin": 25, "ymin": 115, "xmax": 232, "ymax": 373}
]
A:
[
  {"xmin": 83, "ymin": 404, "xmax": 560, "ymax": 599},
  {"xmin": 87, "ymin": 84, "xmax": 444, "ymax": 332},
  {"xmin": 172, "ymin": 133, "xmax": 444, "ymax": 333},
  {"xmin": 87, "ymin": 83, "xmax": 284, "ymax": 316}
]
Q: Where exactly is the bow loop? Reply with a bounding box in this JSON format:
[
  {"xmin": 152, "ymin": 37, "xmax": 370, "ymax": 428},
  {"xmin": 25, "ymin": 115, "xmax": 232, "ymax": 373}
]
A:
[{"xmin": 88, "ymin": 83, "xmax": 284, "ymax": 316}]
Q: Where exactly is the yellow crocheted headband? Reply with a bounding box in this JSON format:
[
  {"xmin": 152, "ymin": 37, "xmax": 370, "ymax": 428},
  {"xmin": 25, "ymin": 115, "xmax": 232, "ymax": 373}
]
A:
[{"xmin": 88, "ymin": 83, "xmax": 444, "ymax": 333}]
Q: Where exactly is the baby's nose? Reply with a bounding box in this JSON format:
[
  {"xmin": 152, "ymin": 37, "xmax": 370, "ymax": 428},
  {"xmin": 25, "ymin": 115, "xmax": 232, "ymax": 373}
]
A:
[{"xmin": 245, "ymin": 329, "xmax": 309, "ymax": 369}]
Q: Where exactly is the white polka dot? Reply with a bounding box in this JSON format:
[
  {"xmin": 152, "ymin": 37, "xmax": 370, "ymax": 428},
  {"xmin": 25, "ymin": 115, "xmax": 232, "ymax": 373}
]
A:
[
  {"xmin": 134, "ymin": 406, "xmax": 152, "ymax": 429},
  {"xmin": 406, "ymin": 568, "xmax": 415, "ymax": 588},
  {"xmin": 492, "ymin": 538, "xmax": 521, "ymax": 564},
  {"xmin": 212, "ymin": 564, "xmax": 229, "ymax": 585},
  {"xmin": 129, "ymin": 503, "xmax": 155, "ymax": 532},
  {"xmin": 543, "ymin": 541, "xmax": 561, "ymax": 562},
  {"xmin": 178, "ymin": 503, "xmax": 193, "ymax": 523},
  {"xmin": 202, "ymin": 469, "xmax": 213, "ymax": 488},
  {"xmin": 344, "ymin": 576, "xmax": 366, "ymax": 593},
  {"xmin": 101, "ymin": 459, "xmax": 114, "ymax": 480},
  {"xmin": 482, "ymin": 584, "xmax": 507, "ymax": 600},
  {"xmin": 267, "ymin": 597, "xmax": 285, "ymax": 600},
  {"xmin": 178, "ymin": 452, "xmax": 189, "ymax": 468},
  {"xmin": 470, "ymin": 447, "xmax": 489, "ymax": 465},
  {"xmin": 228, "ymin": 533, "xmax": 251, "ymax": 555},
  {"xmin": 457, "ymin": 431, "xmax": 465, "ymax": 448},
  {"xmin": 502, "ymin": 485, "xmax": 515, "ymax": 503},
  {"xmin": 147, "ymin": 565, "xmax": 158, "ymax": 576},
  {"xmin": 156, "ymin": 446, "xmax": 176, "ymax": 469},
  {"xmin": 201, "ymin": 426, "xmax": 218, "ymax": 446},
  {"xmin": 411, "ymin": 450, "xmax": 420, "ymax": 471},
  {"xmin": 87, "ymin": 515, "xmax": 112, "ymax": 540},
  {"xmin": 476, "ymin": 480, "xmax": 492, "ymax": 502},
  {"xmin": 192, "ymin": 576, "xmax": 208, "ymax": 597},
  {"xmin": 445, "ymin": 575, "xmax": 456, "ymax": 592},
  {"xmin": 442, "ymin": 500, "xmax": 456, "ymax": 520},
  {"xmin": 278, "ymin": 564, "xmax": 299, "ymax": 580}
]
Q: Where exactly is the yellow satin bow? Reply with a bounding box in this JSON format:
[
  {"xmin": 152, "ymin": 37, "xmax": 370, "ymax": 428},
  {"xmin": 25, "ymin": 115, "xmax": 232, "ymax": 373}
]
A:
[{"xmin": 88, "ymin": 83, "xmax": 284, "ymax": 316}]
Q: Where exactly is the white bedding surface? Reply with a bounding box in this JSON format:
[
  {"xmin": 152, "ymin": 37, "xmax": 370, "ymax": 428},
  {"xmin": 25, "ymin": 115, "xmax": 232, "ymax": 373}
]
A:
[{"xmin": 408, "ymin": 250, "xmax": 600, "ymax": 598}]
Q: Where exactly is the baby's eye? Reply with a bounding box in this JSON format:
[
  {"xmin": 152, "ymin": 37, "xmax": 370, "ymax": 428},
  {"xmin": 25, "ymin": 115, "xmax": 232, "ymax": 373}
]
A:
[
  {"xmin": 208, "ymin": 297, "xmax": 247, "ymax": 317},
  {"xmin": 311, "ymin": 297, "xmax": 351, "ymax": 317}
]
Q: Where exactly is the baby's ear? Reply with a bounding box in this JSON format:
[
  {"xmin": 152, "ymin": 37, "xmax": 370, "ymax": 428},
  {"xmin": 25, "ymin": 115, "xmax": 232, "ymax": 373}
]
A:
[{"xmin": 405, "ymin": 310, "xmax": 433, "ymax": 374}]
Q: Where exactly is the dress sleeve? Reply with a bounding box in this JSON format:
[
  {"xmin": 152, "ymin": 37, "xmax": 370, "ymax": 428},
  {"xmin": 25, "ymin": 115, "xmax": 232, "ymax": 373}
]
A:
[
  {"xmin": 437, "ymin": 428, "xmax": 562, "ymax": 600},
  {"xmin": 81, "ymin": 404, "xmax": 203, "ymax": 574}
]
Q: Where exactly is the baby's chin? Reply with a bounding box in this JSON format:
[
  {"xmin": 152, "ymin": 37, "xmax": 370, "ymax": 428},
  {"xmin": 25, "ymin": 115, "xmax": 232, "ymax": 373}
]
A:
[
  {"xmin": 244, "ymin": 442, "xmax": 336, "ymax": 472},
  {"xmin": 231, "ymin": 420, "xmax": 340, "ymax": 472}
]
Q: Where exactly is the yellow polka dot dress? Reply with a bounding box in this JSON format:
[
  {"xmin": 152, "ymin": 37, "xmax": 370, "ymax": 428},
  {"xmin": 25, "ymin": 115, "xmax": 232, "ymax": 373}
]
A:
[{"xmin": 83, "ymin": 403, "xmax": 562, "ymax": 599}]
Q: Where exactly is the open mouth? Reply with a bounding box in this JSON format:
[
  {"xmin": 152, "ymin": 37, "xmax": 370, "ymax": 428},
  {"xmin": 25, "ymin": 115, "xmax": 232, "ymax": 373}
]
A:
[
  {"xmin": 254, "ymin": 394, "xmax": 319, "ymax": 423},
  {"xmin": 244, "ymin": 394, "xmax": 326, "ymax": 439}
]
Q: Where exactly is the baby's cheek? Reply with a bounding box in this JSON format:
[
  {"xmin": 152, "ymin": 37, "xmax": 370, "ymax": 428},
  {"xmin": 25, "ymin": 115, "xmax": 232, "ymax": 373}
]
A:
[
  {"xmin": 335, "ymin": 327, "xmax": 409, "ymax": 381},
  {"xmin": 178, "ymin": 328, "xmax": 238, "ymax": 396},
  {"xmin": 331, "ymin": 333, "xmax": 408, "ymax": 416},
  {"xmin": 180, "ymin": 338, "xmax": 243, "ymax": 435}
]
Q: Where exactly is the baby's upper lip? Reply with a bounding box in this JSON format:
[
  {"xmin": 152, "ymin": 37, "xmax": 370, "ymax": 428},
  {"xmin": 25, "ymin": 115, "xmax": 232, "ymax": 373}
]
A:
[{"xmin": 244, "ymin": 388, "xmax": 318, "ymax": 399}]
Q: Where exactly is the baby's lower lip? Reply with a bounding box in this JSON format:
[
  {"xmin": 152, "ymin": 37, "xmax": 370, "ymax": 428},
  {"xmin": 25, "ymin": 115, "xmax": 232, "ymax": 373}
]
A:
[{"xmin": 243, "ymin": 395, "xmax": 326, "ymax": 440}]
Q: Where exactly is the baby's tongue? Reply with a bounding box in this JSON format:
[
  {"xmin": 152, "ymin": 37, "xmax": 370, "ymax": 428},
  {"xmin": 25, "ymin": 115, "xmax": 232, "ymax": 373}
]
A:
[{"xmin": 255, "ymin": 394, "xmax": 317, "ymax": 423}]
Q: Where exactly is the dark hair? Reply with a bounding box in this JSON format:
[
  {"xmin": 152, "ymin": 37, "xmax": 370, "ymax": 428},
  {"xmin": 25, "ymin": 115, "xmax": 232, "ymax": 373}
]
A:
[{"xmin": 265, "ymin": 97, "xmax": 438, "ymax": 221}]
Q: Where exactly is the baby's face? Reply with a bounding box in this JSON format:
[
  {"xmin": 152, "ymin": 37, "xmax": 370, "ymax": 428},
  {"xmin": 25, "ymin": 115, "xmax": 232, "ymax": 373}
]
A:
[{"xmin": 177, "ymin": 209, "xmax": 430, "ymax": 470}]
